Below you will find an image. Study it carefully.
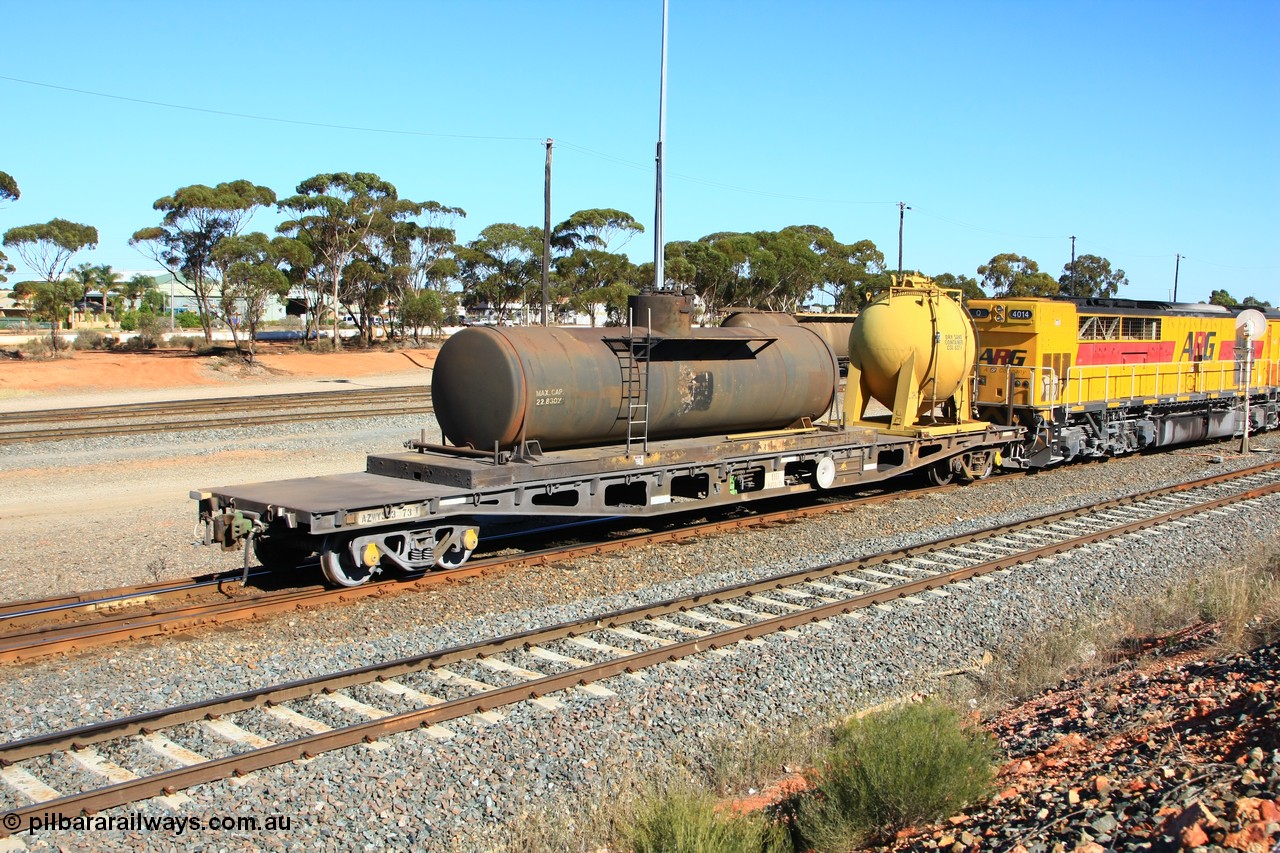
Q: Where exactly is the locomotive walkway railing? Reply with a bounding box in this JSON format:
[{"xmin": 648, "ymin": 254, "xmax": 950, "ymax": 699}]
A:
[{"xmin": 980, "ymin": 358, "xmax": 1275, "ymax": 419}]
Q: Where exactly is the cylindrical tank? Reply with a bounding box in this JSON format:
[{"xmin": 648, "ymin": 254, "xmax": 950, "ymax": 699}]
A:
[
  {"xmin": 848, "ymin": 284, "xmax": 976, "ymax": 415},
  {"xmin": 721, "ymin": 309, "xmax": 798, "ymax": 329},
  {"xmin": 433, "ymin": 301, "xmax": 839, "ymax": 450},
  {"xmin": 794, "ymin": 314, "xmax": 858, "ymax": 364}
]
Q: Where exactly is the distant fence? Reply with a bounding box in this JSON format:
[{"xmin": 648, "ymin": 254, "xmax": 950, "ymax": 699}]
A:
[{"xmin": 0, "ymin": 319, "xmax": 52, "ymax": 333}]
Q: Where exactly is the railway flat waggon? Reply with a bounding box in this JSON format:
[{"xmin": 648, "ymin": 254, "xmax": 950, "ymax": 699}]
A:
[
  {"xmin": 969, "ymin": 296, "xmax": 1280, "ymax": 466},
  {"xmin": 195, "ymin": 281, "xmax": 1017, "ymax": 586}
]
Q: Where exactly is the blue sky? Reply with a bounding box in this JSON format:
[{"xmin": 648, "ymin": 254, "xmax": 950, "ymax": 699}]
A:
[{"xmin": 2, "ymin": 0, "xmax": 1276, "ymax": 304}]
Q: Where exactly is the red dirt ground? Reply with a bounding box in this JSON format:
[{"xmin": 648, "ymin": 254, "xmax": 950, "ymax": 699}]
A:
[{"xmin": 0, "ymin": 347, "xmax": 439, "ymax": 396}]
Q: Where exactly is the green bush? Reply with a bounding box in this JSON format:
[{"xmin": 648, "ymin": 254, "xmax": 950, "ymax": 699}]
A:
[
  {"xmin": 795, "ymin": 700, "xmax": 998, "ymax": 850},
  {"xmin": 176, "ymin": 311, "xmax": 203, "ymax": 329},
  {"xmin": 628, "ymin": 783, "xmax": 791, "ymax": 853}
]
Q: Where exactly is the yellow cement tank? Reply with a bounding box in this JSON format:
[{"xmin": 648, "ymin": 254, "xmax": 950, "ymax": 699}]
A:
[{"xmin": 848, "ymin": 277, "xmax": 977, "ymax": 421}]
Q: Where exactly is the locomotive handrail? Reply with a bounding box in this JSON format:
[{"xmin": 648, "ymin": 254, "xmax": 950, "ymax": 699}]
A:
[
  {"xmin": 1058, "ymin": 358, "xmax": 1273, "ymax": 409},
  {"xmin": 977, "ymin": 358, "xmax": 1273, "ymax": 414}
]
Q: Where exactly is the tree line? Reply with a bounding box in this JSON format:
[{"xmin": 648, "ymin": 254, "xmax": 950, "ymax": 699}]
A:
[{"xmin": 1, "ymin": 167, "xmax": 1270, "ymax": 361}]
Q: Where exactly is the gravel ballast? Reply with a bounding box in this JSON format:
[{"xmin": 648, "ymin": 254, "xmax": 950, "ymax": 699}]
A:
[{"xmin": 1, "ymin": 405, "xmax": 1278, "ymax": 851}]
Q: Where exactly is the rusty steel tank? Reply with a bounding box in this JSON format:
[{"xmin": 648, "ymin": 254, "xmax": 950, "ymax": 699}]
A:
[
  {"xmin": 722, "ymin": 309, "xmax": 858, "ymax": 375},
  {"xmin": 847, "ymin": 276, "xmax": 977, "ymax": 417},
  {"xmin": 432, "ymin": 292, "xmax": 839, "ymax": 450}
]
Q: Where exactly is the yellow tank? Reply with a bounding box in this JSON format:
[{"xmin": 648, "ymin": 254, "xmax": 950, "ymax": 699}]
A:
[{"xmin": 848, "ymin": 276, "xmax": 977, "ymax": 423}]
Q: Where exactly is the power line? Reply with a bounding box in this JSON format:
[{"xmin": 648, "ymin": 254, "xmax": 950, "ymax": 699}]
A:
[
  {"xmin": 911, "ymin": 206, "xmax": 1068, "ymax": 241},
  {"xmin": 4, "ymin": 75, "xmax": 1274, "ymax": 275},
  {"xmin": 0, "ymin": 74, "xmax": 542, "ymax": 142},
  {"xmin": 557, "ymin": 140, "xmax": 894, "ymax": 205}
]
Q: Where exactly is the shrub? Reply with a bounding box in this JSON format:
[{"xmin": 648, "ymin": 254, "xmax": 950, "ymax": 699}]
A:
[
  {"xmin": 176, "ymin": 311, "xmax": 203, "ymax": 329},
  {"xmin": 71, "ymin": 329, "xmax": 106, "ymax": 350},
  {"xmin": 19, "ymin": 337, "xmax": 55, "ymax": 358},
  {"xmin": 119, "ymin": 312, "xmax": 168, "ymax": 350},
  {"xmin": 628, "ymin": 783, "xmax": 791, "ymax": 853},
  {"xmin": 795, "ymin": 700, "xmax": 998, "ymax": 850},
  {"xmin": 168, "ymin": 335, "xmax": 202, "ymax": 352}
]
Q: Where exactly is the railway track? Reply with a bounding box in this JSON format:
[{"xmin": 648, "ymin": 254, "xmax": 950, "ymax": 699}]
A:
[
  {"xmin": 2, "ymin": 462, "xmax": 1279, "ymax": 832},
  {"xmin": 0, "ymin": 479, "xmax": 967, "ymax": 663},
  {"xmin": 0, "ymin": 387, "xmax": 433, "ymax": 443}
]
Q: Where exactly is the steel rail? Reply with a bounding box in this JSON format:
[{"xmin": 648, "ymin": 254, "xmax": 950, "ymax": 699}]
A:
[
  {"xmin": 0, "ymin": 388, "xmax": 432, "ymax": 444},
  {"xmin": 0, "ymin": 388, "xmax": 426, "ymax": 422},
  {"xmin": 0, "ymin": 481, "xmax": 945, "ymax": 661},
  {"xmin": 1, "ymin": 466, "xmax": 1276, "ymax": 829}
]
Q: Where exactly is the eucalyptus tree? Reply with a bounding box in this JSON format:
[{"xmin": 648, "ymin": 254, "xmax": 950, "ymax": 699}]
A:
[
  {"xmin": 0, "ymin": 171, "xmax": 18, "ymax": 284},
  {"xmin": 0, "ymin": 172, "xmax": 17, "ymax": 204},
  {"xmin": 932, "ymin": 271, "xmax": 985, "ymax": 302},
  {"xmin": 1058, "ymin": 254, "xmax": 1127, "ymax": 298},
  {"xmin": 554, "ymin": 248, "xmax": 639, "ymax": 326},
  {"xmin": 366, "ymin": 200, "xmax": 465, "ymax": 339},
  {"xmin": 277, "ymin": 172, "xmax": 402, "ymax": 349},
  {"xmin": 744, "ymin": 228, "xmax": 823, "ymax": 312},
  {"xmin": 338, "ymin": 256, "xmax": 392, "ymax": 344},
  {"xmin": 2, "ymin": 219, "xmax": 98, "ymax": 348},
  {"xmin": 456, "ymin": 223, "xmax": 543, "ymax": 323},
  {"xmin": 399, "ymin": 287, "xmax": 445, "ymax": 341},
  {"xmin": 211, "ymin": 232, "xmax": 309, "ymax": 363},
  {"xmin": 794, "ymin": 228, "xmax": 888, "ymax": 311},
  {"xmin": 130, "ymin": 180, "xmax": 277, "ymax": 343},
  {"xmin": 977, "ymin": 253, "xmax": 1059, "ymax": 298},
  {"xmin": 552, "ymin": 209, "xmax": 644, "ymax": 326},
  {"xmin": 664, "ymin": 239, "xmax": 735, "ymax": 321}
]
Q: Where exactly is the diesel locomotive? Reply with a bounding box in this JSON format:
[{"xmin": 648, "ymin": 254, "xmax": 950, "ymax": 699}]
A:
[{"xmin": 969, "ymin": 296, "xmax": 1280, "ymax": 466}]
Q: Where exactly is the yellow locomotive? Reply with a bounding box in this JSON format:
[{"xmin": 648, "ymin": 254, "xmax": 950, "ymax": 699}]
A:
[{"xmin": 968, "ymin": 296, "xmax": 1280, "ymax": 466}]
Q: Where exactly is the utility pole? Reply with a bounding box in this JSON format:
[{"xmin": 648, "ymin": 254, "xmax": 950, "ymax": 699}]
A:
[
  {"xmin": 542, "ymin": 138, "xmax": 553, "ymax": 326},
  {"xmin": 1173, "ymin": 253, "xmax": 1183, "ymax": 302},
  {"xmin": 896, "ymin": 202, "xmax": 910, "ymax": 279},
  {"xmin": 1070, "ymin": 235, "xmax": 1076, "ymax": 287}
]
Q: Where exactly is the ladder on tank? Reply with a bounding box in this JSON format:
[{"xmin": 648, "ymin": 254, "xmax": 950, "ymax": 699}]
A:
[{"xmin": 606, "ymin": 324, "xmax": 653, "ymax": 456}]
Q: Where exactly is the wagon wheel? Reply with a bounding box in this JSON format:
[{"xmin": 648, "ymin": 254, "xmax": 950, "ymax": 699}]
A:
[
  {"xmin": 252, "ymin": 534, "xmax": 315, "ymax": 570},
  {"xmin": 319, "ymin": 535, "xmax": 378, "ymax": 587},
  {"xmin": 925, "ymin": 460, "xmax": 955, "ymax": 487},
  {"xmin": 435, "ymin": 528, "xmax": 479, "ymax": 570}
]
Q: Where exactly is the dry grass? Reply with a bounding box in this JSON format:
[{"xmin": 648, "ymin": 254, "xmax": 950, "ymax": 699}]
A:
[
  {"xmin": 500, "ymin": 768, "xmax": 648, "ymax": 853},
  {"xmin": 958, "ymin": 553, "xmax": 1280, "ymax": 713},
  {"xmin": 701, "ymin": 721, "xmax": 829, "ymax": 797}
]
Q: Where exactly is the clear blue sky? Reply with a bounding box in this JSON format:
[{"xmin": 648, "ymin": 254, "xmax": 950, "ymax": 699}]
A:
[{"xmin": 2, "ymin": 0, "xmax": 1277, "ymax": 304}]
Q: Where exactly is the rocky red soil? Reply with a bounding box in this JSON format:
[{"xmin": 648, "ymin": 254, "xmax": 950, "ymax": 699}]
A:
[{"xmin": 889, "ymin": 630, "xmax": 1279, "ymax": 853}]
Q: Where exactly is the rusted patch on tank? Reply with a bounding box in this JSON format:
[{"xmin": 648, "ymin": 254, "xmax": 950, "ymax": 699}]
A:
[{"xmin": 675, "ymin": 364, "xmax": 714, "ymax": 413}]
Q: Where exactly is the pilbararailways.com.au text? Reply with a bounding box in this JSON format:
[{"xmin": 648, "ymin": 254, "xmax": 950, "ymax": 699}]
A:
[{"xmin": 7, "ymin": 810, "xmax": 294, "ymax": 836}]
